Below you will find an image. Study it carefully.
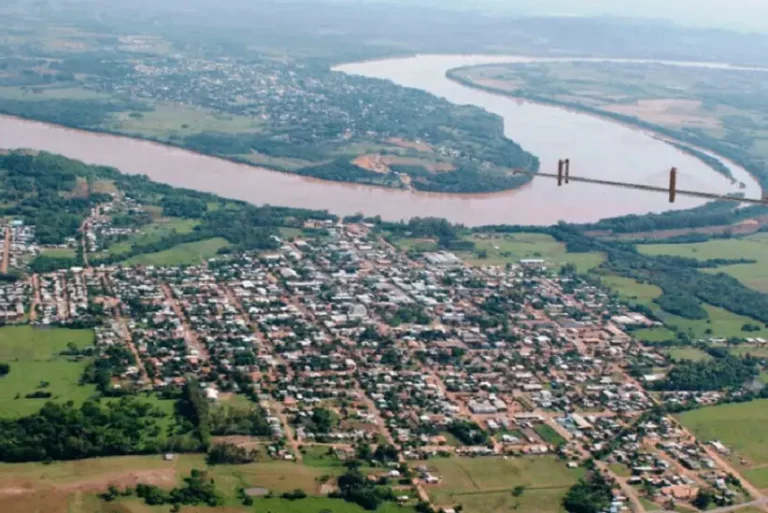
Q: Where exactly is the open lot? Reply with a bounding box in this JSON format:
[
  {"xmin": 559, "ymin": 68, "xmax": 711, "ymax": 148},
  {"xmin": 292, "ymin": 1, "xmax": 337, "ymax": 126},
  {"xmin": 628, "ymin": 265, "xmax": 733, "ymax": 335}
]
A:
[
  {"xmin": 0, "ymin": 326, "xmax": 96, "ymax": 418},
  {"xmin": 419, "ymin": 456, "xmax": 583, "ymax": 513}
]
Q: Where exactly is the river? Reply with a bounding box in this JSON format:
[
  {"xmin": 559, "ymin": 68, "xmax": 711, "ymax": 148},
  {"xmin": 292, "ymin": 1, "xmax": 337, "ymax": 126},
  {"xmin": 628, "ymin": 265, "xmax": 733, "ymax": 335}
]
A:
[{"xmin": 0, "ymin": 54, "xmax": 762, "ymax": 226}]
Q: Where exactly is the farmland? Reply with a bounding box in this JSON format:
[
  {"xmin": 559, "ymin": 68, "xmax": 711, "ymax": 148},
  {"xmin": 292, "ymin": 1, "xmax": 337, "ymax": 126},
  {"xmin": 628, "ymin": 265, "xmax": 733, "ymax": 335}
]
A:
[
  {"xmin": 0, "ymin": 326, "xmax": 96, "ymax": 418},
  {"xmin": 419, "ymin": 456, "xmax": 583, "ymax": 513}
]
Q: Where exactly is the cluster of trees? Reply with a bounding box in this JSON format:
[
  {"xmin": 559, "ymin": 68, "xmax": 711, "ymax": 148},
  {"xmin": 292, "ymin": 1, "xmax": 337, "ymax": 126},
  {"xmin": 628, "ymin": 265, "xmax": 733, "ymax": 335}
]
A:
[
  {"xmin": 562, "ymin": 472, "xmax": 614, "ymax": 513},
  {"xmin": 0, "ymin": 398, "xmax": 169, "ymax": 462},
  {"xmin": 132, "ymin": 469, "xmax": 222, "ymax": 508},
  {"xmin": 206, "ymin": 442, "xmax": 257, "ymax": 465},
  {"xmin": 209, "ymin": 403, "xmax": 271, "ymax": 437},
  {"xmin": 161, "ymin": 196, "xmax": 207, "ymax": 218},
  {"xmin": 387, "ymin": 304, "xmax": 431, "ymax": 326},
  {"xmin": 330, "ymin": 468, "xmax": 396, "ymax": 510},
  {"xmin": 652, "ymin": 355, "xmax": 759, "ymax": 391},
  {"xmin": 80, "ymin": 345, "xmax": 137, "ymax": 394},
  {"xmin": 178, "ymin": 379, "xmax": 211, "ymax": 448},
  {"xmin": 582, "ymin": 201, "xmax": 768, "ymax": 235},
  {"xmin": 447, "ymin": 420, "xmax": 489, "ymax": 446}
]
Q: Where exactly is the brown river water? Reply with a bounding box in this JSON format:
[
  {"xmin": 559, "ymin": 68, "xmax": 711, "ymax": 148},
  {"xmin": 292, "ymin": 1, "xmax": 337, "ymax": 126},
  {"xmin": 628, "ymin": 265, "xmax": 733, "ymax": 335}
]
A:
[{"xmin": 0, "ymin": 54, "xmax": 762, "ymax": 226}]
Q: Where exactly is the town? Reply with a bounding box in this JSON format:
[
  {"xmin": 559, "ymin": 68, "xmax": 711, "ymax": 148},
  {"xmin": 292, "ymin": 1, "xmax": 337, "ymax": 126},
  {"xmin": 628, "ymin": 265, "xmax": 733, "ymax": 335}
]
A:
[{"xmin": 1, "ymin": 190, "xmax": 764, "ymax": 513}]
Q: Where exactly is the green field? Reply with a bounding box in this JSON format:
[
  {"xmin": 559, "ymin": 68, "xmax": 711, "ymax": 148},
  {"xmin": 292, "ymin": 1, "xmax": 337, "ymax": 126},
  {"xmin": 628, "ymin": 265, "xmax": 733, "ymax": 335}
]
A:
[
  {"xmin": 638, "ymin": 234, "xmax": 768, "ymax": 293},
  {"xmin": 124, "ymin": 238, "xmax": 230, "ymax": 267},
  {"xmin": 678, "ymin": 399, "xmax": 768, "ymax": 469},
  {"xmin": 600, "ymin": 274, "xmax": 760, "ymax": 340},
  {"xmin": 420, "ymin": 456, "xmax": 583, "ymax": 513},
  {"xmin": 0, "ymin": 453, "xmax": 415, "ymax": 513},
  {"xmin": 107, "ymin": 103, "xmax": 265, "ymax": 140},
  {"xmin": 534, "ymin": 424, "xmax": 567, "ymax": 446},
  {"xmin": 667, "ymin": 347, "xmax": 713, "ymax": 362},
  {"xmin": 103, "ymin": 218, "xmax": 200, "ymax": 257},
  {"xmin": 42, "ymin": 247, "xmax": 77, "ymax": 259},
  {"xmin": 0, "ymin": 326, "xmax": 96, "ymax": 418},
  {"xmin": 457, "ymin": 233, "xmax": 604, "ymax": 272}
]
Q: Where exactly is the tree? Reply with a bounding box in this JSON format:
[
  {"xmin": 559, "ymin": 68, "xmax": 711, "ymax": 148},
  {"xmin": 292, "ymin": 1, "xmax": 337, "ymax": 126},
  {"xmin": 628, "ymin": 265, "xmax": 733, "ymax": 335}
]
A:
[
  {"xmin": 563, "ymin": 474, "xmax": 613, "ymax": 513},
  {"xmin": 512, "ymin": 485, "xmax": 526, "ymax": 497},
  {"xmin": 0, "ymin": 363, "xmax": 9, "ymax": 377},
  {"xmin": 693, "ymin": 489, "xmax": 714, "ymax": 510},
  {"xmin": 311, "ymin": 408, "xmax": 335, "ymax": 434}
]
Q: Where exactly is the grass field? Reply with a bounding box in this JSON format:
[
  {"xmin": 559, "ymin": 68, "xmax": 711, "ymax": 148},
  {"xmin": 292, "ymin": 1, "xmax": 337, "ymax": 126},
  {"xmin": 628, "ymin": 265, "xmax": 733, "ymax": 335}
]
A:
[
  {"xmin": 667, "ymin": 347, "xmax": 712, "ymax": 362},
  {"xmin": 456, "ymin": 233, "xmax": 604, "ymax": 272},
  {"xmin": 42, "ymin": 247, "xmax": 77, "ymax": 259},
  {"xmin": 108, "ymin": 103, "xmax": 265, "ymax": 140},
  {"xmin": 420, "ymin": 456, "xmax": 583, "ymax": 513},
  {"xmin": 0, "ymin": 326, "xmax": 96, "ymax": 418},
  {"xmin": 678, "ymin": 399, "xmax": 768, "ymax": 470},
  {"xmin": 638, "ymin": 234, "xmax": 768, "ymax": 293},
  {"xmin": 124, "ymin": 238, "xmax": 229, "ymax": 267},
  {"xmin": 103, "ymin": 218, "xmax": 199, "ymax": 257},
  {"xmin": 534, "ymin": 424, "xmax": 567, "ymax": 446}
]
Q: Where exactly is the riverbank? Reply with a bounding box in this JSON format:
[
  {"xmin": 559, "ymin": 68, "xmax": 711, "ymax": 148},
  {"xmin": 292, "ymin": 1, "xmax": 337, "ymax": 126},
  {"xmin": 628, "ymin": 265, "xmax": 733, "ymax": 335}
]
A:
[{"xmin": 445, "ymin": 65, "xmax": 766, "ymax": 196}]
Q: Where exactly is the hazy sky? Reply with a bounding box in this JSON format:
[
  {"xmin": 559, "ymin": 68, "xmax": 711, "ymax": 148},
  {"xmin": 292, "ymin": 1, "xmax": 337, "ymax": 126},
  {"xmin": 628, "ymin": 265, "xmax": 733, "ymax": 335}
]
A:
[{"xmin": 450, "ymin": 0, "xmax": 768, "ymax": 32}]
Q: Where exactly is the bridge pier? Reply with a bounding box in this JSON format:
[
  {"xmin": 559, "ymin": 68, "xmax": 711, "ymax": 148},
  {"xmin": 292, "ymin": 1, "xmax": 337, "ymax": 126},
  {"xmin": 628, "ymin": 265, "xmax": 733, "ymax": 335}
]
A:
[
  {"xmin": 564, "ymin": 159, "xmax": 570, "ymax": 184},
  {"xmin": 557, "ymin": 160, "xmax": 564, "ymax": 186},
  {"xmin": 669, "ymin": 167, "xmax": 677, "ymax": 203}
]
